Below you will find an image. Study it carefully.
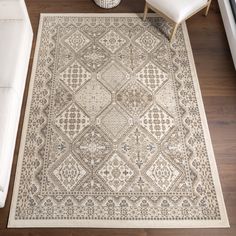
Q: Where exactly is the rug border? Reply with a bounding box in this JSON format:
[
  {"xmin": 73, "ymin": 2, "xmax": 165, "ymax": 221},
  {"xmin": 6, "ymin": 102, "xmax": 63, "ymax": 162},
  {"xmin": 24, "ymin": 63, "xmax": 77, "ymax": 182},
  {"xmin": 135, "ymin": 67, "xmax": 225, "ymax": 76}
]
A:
[{"xmin": 8, "ymin": 13, "xmax": 229, "ymax": 228}]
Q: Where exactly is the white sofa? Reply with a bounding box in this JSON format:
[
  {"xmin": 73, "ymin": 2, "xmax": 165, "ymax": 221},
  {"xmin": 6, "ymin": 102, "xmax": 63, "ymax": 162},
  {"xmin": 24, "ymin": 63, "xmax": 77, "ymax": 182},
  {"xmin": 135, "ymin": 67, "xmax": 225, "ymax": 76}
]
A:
[
  {"xmin": 218, "ymin": 0, "xmax": 236, "ymax": 69},
  {"xmin": 0, "ymin": 0, "xmax": 33, "ymax": 208}
]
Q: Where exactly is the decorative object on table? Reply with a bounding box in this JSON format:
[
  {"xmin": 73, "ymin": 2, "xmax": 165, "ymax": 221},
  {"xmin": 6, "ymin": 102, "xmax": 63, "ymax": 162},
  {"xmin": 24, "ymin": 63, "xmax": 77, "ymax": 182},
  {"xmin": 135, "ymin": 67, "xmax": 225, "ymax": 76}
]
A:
[
  {"xmin": 9, "ymin": 13, "xmax": 228, "ymax": 228},
  {"xmin": 143, "ymin": 0, "xmax": 212, "ymax": 41},
  {"xmin": 94, "ymin": 0, "xmax": 121, "ymax": 9}
]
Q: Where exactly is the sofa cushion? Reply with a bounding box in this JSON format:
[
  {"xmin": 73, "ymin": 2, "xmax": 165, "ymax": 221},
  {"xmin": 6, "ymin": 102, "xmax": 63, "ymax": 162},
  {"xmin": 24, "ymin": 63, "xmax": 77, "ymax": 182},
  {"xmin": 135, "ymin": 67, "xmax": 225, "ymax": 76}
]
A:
[
  {"xmin": 146, "ymin": 0, "xmax": 208, "ymax": 23},
  {"xmin": 0, "ymin": 88, "xmax": 19, "ymax": 192},
  {"xmin": 0, "ymin": 20, "xmax": 29, "ymax": 95}
]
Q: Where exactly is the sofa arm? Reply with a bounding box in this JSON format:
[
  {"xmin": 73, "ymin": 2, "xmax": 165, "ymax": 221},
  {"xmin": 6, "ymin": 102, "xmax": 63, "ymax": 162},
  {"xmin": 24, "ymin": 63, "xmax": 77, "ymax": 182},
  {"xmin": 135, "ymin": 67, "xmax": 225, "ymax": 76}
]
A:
[{"xmin": 0, "ymin": 0, "xmax": 30, "ymax": 22}]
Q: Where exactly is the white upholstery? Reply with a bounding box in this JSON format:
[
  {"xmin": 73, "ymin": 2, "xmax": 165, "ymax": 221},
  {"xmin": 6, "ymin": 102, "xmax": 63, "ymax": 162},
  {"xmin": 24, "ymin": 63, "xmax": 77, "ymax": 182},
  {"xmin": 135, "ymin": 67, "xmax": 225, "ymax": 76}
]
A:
[
  {"xmin": 0, "ymin": 21, "xmax": 30, "ymax": 95},
  {"xmin": 0, "ymin": 88, "xmax": 19, "ymax": 194},
  {"xmin": 0, "ymin": 0, "xmax": 33, "ymax": 208},
  {"xmin": 218, "ymin": 0, "xmax": 236, "ymax": 69},
  {"xmin": 0, "ymin": 0, "xmax": 26, "ymax": 19},
  {"xmin": 146, "ymin": 0, "xmax": 208, "ymax": 23}
]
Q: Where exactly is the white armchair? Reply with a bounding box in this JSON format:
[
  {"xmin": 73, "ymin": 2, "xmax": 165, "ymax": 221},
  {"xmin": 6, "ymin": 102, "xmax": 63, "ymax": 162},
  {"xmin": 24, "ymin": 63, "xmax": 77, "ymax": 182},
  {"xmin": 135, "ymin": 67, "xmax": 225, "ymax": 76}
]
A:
[{"xmin": 143, "ymin": 0, "xmax": 212, "ymax": 41}]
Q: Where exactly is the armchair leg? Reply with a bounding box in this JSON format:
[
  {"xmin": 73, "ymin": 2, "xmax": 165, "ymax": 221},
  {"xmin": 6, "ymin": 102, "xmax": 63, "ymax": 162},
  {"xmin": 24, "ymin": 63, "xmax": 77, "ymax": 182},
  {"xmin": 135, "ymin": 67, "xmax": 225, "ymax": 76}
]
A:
[
  {"xmin": 205, "ymin": 0, "xmax": 212, "ymax": 16},
  {"xmin": 170, "ymin": 23, "xmax": 179, "ymax": 42},
  {"xmin": 143, "ymin": 2, "xmax": 148, "ymax": 21}
]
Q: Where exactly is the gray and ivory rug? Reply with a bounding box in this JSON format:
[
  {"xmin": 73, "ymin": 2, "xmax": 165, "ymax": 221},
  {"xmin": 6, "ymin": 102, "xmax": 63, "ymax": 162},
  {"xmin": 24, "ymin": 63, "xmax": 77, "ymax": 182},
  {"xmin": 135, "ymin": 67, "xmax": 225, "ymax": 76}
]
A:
[{"xmin": 8, "ymin": 14, "xmax": 229, "ymax": 228}]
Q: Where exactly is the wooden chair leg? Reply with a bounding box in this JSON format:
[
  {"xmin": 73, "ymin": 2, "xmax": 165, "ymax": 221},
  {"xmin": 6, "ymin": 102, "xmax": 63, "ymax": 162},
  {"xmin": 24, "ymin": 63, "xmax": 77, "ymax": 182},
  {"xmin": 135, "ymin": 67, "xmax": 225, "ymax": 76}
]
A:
[
  {"xmin": 205, "ymin": 0, "xmax": 212, "ymax": 16},
  {"xmin": 143, "ymin": 2, "xmax": 148, "ymax": 21},
  {"xmin": 170, "ymin": 23, "xmax": 179, "ymax": 42}
]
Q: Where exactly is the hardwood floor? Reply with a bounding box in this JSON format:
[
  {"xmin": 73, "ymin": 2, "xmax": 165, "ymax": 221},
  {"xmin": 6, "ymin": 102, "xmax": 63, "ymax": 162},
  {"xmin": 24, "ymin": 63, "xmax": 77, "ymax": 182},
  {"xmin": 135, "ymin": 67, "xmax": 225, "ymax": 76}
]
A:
[{"xmin": 0, "ymin": 0, "xmax": 236, "ymax": 235}]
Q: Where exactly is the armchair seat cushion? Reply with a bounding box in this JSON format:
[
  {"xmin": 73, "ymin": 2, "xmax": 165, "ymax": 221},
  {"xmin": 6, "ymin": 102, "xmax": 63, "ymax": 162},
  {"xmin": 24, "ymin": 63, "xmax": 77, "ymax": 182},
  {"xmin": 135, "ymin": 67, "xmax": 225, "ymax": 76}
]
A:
[{"xmin": 146, "ymin": 0, "xmax": 208, "ymax": 23}]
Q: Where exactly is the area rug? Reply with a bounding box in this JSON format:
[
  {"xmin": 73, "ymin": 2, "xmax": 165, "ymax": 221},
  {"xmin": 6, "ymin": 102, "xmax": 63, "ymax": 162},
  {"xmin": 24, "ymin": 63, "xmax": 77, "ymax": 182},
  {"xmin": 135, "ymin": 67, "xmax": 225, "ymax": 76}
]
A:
[{"xmin": 8, "ymin": 13, "xmax": 229, "ymax": 228}]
